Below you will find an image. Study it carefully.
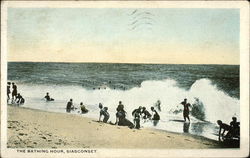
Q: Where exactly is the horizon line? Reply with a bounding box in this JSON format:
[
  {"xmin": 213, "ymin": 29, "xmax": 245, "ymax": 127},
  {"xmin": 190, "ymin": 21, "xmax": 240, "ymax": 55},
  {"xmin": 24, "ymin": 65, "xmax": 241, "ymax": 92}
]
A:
[{"xmin": 7, "ymin": 61, "xmax": 240, "ymax": 66}]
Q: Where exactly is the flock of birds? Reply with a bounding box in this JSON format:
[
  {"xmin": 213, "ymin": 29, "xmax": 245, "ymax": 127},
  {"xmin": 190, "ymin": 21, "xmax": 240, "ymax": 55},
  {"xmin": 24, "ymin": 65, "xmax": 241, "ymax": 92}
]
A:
[{"xmin": 128, "ymin": 9, "xmax": 155, "ymax": 31}]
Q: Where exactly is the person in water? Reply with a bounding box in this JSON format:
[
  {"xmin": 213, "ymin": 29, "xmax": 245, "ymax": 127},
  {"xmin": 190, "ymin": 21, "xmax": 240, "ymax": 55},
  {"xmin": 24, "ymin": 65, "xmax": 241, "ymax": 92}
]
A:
[
  {"xmin": 15, "ymin": 93, "xmax": 22, "ymax": 103},
  {"xmin": 181, "ymin": 99, "xmax": 191, "ymax": 122},
  {"xmin": 7, "ymin": 82, "xmax": 11, "ymax": 101},
  {"xmin": 11, "ymin": 82, "xmax": 17, "ymax": 101},
  {"xmin": 66, "ymin": 99, "xmax": 73, "ymax": 113},
  {"xmin": 132, "ymin": 106, "xmax": 143, "ymax": 129},
  {"xmin": 230, "ymin": 117, "xmax": 240, "ymax": 138},
  {"xmin": 154, "ymin": 100, "xmax": 161, "ymax": 111},
  {"xmin": 15, "ymin": 93, "xmax": 25, "ymax": 105},
  {"xmin": 18, "ymin": 96, "xmax": 25, "ymax": 105},
  {"xmin": 217, "ymin": 120, "xmax": 233, "ymax": 141},
  {"xmin": 151, "ymin": 107, "xmax": 160, "ymax": 126},
  {"xmin": 80, "ymin": 102, "xmax": 88, "ymax": 114},
  {"xmin": 99, "ymin": 104, "xmax": 110, "ymax": 123},
  {"xmin": 141, "ymin": 107, "xmax": 152, "ymax": 121},
  {"xmin": 44, "ymin": 92, "xmax": 54, "ymax": 101}
]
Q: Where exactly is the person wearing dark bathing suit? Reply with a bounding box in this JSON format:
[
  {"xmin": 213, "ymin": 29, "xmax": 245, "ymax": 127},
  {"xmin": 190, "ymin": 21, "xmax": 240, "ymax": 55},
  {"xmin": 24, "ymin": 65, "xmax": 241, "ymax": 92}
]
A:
[
  {"xmin": 99, "ymin": 104, "xmax": 110, "ymax": 123},
  {"xmin": 66, "ymin": 99, "xmax": 73, "ymax": 113},
  {"xmin": 217, "ymin": 120, "xmax": 233, "ymax": 141},
  {"xmin": 7, "ymin": 82, "xmax": 11, "ymax": 101},
  {"xmin": 16, "ymin": 93, "xmax": 22, "ymax": 102},
  {"xmin": 15, "ymin": 93, "xmax": 25, "ymax": 105},
  {"xmin": 141, "ymin": 107, "xmax": 152, "ymax": 120},
  {"xmin": 18, "ymin": 96, "xmax": 25, "ymax": 105},
  {"xmin": 132, "ymin": 106, "xmax": 142, "ymax": 129},
  {"xmin": 181, "ymin": 99, "xmax": 191, "ymax": 122},
  {"xmin": 12, "ymin": 82, "xmax": 17, "ymax": 101},
  {"xmin": 115, "ymin": 101, "xmax": 134, "ymax": 128},
  {"xmin": 230, "ymin": 117, "xmax": 240, "ymax": 138},
  {"xmin": 117, "ymin": 101, "xmax": 125, "ymax": 113},
  {"xmin": 80, "ymin": 102, "xmax": 88, "ymax": 114},
  {"xmin": 151, "ymin": 107, "xmax": 160, "ymax": 126},
  {"xmin": 44, "ymin": 92, "xmax": 54, "ymax": 101}
]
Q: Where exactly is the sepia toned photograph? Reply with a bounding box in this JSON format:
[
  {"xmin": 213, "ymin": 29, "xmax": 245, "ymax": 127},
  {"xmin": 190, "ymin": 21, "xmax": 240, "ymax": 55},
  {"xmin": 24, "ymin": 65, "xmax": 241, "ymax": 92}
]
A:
[{"xmin": 1, "ymin": 1, "xmax": 249, "ymax": 157}]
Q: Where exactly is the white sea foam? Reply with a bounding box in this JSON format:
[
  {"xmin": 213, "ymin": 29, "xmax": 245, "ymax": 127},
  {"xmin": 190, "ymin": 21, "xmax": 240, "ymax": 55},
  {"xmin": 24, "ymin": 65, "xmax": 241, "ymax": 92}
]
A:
[{"xmin": 16, "ymin": 78, "xmax": 239, "ymax": 124}]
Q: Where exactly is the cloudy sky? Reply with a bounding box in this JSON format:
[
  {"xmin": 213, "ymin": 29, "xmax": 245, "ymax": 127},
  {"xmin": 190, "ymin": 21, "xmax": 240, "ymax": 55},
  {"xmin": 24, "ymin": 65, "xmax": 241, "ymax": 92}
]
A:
[{"xmin": 8, "ymin": 8, "xmax": 239, "ymax": 64}]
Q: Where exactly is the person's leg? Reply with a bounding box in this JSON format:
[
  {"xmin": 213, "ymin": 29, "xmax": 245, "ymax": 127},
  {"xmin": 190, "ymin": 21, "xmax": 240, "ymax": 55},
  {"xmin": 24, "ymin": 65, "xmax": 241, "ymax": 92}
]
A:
[
  {"xmin": 183, "ymin": 112, "xmax": 186, "ymax": 121},
  {"xmin": 103, "ymin": 116, "xmax": 109, "ymax": 123},
  {"xmin": 138, "ymin": 119, "xmax": 140, "ymax": 129}
]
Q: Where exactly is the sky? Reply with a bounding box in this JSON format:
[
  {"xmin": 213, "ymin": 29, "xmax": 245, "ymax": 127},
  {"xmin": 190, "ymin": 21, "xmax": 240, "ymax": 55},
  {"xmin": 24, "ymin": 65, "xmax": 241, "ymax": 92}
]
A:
[{"xmin": 7, "ymin": 8, "xmax": 239, "ymax": 64}]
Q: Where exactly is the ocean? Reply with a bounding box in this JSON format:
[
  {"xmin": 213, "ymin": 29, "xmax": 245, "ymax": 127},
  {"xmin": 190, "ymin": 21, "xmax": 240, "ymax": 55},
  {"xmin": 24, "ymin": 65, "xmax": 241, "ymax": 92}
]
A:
[{"xmin": 7, "ymin": 62, "xmax": 240, "ymax": 140}]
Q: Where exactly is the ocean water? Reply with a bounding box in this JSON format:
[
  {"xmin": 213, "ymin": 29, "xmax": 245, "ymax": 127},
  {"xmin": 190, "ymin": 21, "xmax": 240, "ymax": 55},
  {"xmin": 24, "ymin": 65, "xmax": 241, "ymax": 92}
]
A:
[{"xmin": 7, "ymin": 62, "xmax": 240, "ymax": 140}]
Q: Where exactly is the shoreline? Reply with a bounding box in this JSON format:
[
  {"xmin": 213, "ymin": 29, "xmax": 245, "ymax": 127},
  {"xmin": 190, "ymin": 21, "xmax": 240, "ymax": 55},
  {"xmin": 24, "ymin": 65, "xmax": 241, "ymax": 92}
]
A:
[{"xmin": 7, "ymin": 105, "xmax": 223, "ymax": 149}]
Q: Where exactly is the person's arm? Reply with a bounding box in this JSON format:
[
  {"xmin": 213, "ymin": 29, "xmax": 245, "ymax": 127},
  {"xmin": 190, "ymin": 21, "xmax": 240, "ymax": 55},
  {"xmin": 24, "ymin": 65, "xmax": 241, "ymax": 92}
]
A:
[
  {"xmin": 221, "ymin": 129, "xmax": 226, "ymax": 140},
  {"xmin": 99, "ymin": 113, "xmax": 102, "ymax": 122},
  {"xmin": 218, "ymin": 127, "xmax": 221, "ymax": 141}
]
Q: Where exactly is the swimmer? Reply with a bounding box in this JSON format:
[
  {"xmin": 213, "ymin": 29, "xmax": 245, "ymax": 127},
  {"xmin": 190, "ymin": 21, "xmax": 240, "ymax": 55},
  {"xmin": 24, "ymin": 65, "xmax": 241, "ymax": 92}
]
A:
[{"xmin": 44, "ymin": 92, "xmax": 54, "ymax": 101}]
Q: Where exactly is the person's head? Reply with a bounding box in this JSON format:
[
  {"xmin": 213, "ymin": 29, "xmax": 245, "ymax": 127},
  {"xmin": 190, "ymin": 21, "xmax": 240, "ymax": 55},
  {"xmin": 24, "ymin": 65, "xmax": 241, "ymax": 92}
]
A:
[
  {"xmin": 70, "ymin": 99, "xmax": 73, "ymax": 101},
  {"xmin": 12, "ymin": 82, "xmax": 15, "ymax": 85},
  {"xmin": 46, "ymin": 92, "xmax": 49, "ymax": 95},
  {"xmin": 7, "ymin": 82, "xmax": 11, "ymax": 85},
  {"xmin": 80, "ymin": 102, "xmax": 83, "ymax": 105},
  {"xmin": 217, "ymin": 120, "xmax": 222, "ymax": 125},
  {"xmin": 99, "ymin": 103, "xmax": 103, "ymax": 109},
  {"xmin": 139, "ymin": 106, "xmax": 142, "ymax": 110},
  {"xmin": 17, "ymin": 93, "xmax": 20, "ymax": 96},
  {"xmin": 119, "ymin": 101, "xmax": 122, "ymax": 104},
  {"xmin": 142, "ymin": 107, "xmax": 146, "ymax": 111},
  {"xmin": 184, "ymin": 98, "xmax": 187, "ymax": 101},
  {"xmin": 151, "ymin": 107, "xmax": 154, "ymax": 111},
  {"xmin": 104, "ymin": 107, "xmax": 108, "ymax": 111},
  {"xmin": 232, "ymin": 117, "xmax": 237, "ymax": 122}
]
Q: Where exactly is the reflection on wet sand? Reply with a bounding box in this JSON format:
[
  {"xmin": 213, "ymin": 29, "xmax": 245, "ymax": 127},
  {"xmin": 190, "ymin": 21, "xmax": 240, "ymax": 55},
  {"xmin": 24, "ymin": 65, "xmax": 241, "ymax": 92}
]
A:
[
  {"xmin": 183, "ymin": 122, "xmax": 190, "ymax": 133},
  {"xmin": 165, "ymin": 119, "xmax": 218, "ymax": 140}
]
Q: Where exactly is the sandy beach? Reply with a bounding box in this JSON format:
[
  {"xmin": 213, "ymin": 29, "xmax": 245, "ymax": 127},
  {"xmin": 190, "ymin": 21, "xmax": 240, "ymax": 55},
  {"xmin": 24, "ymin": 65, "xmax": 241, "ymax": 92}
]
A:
[{"xmin": 7, "ymin": 105, "xmax": 221, "ymax": 149}]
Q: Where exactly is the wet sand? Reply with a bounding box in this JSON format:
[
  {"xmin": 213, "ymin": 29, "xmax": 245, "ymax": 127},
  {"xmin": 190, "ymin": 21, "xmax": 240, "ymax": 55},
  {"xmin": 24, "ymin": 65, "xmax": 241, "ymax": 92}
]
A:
[{"xmin": 7, "ymin": 105, "xmax": 221, "ymax": 149}]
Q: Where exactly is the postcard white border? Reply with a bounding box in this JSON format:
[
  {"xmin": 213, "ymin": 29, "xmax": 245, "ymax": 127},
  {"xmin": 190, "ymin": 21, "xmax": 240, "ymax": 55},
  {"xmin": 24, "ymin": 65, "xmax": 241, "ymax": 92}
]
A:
[{"xmin": 1, "ymin": 1, "xmax": 249, "ymax": 157}]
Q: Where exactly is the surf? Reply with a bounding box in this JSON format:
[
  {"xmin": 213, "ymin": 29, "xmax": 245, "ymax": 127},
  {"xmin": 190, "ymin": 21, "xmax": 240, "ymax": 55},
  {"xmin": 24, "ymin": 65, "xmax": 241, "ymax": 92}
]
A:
[{"xmin": 14, "ymin": 78, "xmax": 239, "ymax": 124}]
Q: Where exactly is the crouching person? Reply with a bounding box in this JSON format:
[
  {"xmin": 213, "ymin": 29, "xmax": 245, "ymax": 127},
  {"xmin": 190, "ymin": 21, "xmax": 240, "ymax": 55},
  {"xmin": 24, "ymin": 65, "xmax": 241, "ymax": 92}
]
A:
[{"xmin": 99, "ymin": 103, "xmax": 110, "ymax": 123}]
